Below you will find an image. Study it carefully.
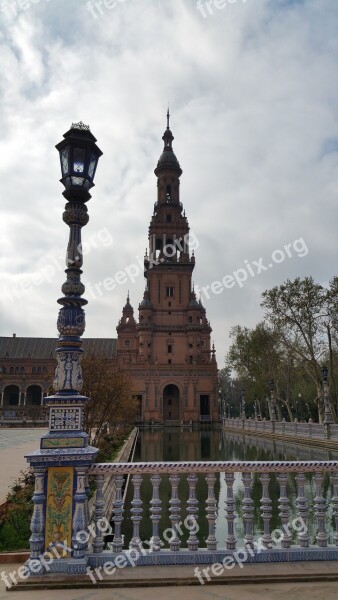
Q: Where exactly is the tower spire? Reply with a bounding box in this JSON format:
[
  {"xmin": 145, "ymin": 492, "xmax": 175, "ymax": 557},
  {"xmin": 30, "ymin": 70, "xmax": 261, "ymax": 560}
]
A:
[{"xmin": 155, "ymin": 111, "xmax": 182, "ymax": 177}]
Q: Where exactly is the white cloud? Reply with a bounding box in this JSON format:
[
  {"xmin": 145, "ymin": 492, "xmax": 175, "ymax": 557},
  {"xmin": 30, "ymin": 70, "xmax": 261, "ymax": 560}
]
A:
[{"xmin": 0, "ymin": 0, "xmax": 338, "ymax": 363}]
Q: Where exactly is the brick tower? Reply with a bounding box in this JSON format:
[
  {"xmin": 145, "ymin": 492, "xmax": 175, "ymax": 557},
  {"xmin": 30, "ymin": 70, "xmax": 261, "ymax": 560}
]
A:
[{"xmin": 117, "ymin": 112, "xmax": 219, "ymax": 424}]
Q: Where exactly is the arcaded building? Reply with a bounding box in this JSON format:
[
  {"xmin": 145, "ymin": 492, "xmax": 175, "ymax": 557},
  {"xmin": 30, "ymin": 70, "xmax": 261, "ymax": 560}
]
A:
[{"xmin": 0, "ymin": 116, "xmax": 218, "ymax": 424}]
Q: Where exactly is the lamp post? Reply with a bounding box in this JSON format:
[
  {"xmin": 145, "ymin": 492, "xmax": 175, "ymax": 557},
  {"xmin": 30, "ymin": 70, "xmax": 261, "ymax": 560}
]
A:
[
  {"xmin": 321, "ymin": 366, "xmax": 334, "ymax": 425},
  {"xmin": 306, "ymin": 402, "xmax": 310, "ymax": 420},
  {"xmin": 26, "ymin": 122, "xmax": 103, "ymax": 574},
  {"xmin": 240, "ymin": 388, "xmax": 246, "ymax": 420},
  {"xmin": 268, "ymin": 379, "xmax": 277, "ymax": 422},
  {"xmin": 297, "ymin": 393, "xmax": 302, "ymax": 421}
]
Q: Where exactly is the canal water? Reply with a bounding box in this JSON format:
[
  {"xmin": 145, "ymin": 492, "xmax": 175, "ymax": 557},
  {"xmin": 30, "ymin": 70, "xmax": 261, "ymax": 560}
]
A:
[{"xmin": 122, "ymin": 428, "xmax": 338, "ymax": 548}]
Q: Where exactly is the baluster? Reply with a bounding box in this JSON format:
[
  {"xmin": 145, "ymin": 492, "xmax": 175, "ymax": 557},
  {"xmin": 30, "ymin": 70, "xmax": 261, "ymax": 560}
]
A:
[
  {"xmin": 331, "ymin": 472, "xmax": 338, "ymax": 545},
  {"xmin": 92, "ymin": 473, "xmax": 105, "ymax": 554},
  {"xmin": 150, "ymin": 474, "xmax": 162, "ymax": 552},
  {"xmin": 260, "ymin": 473, "xmax": 272, "ymax": 549},
  {"xmin": 206, "ymin": 473, "xmax": 217, "ymax": 551},
  {"xmin": 277, "ymin": 473, "xmax": 291, "ymax": 548},
  {"xmin": 169, "ymin": 473, "xmax": 181, "ymax": 551},
  {"xmin": 187, "ymin": 473, "xmax": 199, "ymax": 551},
  {"xmin": 296, "ymin": 473, "xmax": 309, "ymax": 547},
  {"xmin": 72, "ymin": 468, "xmax": 89, "ymax": 559},
  {"xmin": 85, "ymin": 473, "xmax": 90, "ymax": 529},
  {"xmin": 242, "ymin": 472, "xmax": 254, "ymax": 548},
  {"xmin": 112, "ymin": 474, "xmax": 124, "ymax": 553},
  {"xmin": 29, "ymin": 467, "xmax": 46, "ymax": 570},
  {"xmin": 130, "ymin": 474, "xmax": 143, "ymax": 549},
  {"xmin": 314, "ymin": 472, "xmax": 328, "ymax": 547},
  {"xmin": 225, "ymin": 473, "xmax": 236, "ymax": 550}
]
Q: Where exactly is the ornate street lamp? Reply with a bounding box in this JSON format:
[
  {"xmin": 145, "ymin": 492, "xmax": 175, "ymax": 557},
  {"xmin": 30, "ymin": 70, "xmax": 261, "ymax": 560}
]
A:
[
  {"xmin": 26, "ymin": 122, "xmax": 103, "ymax": 573},
  {"xmin": 321, "ymin": 366, "xmax": 334, "ymax": 424},
  {"xmin": 268, "ymin": 379, "xmax": 277, "ymax": 422}
]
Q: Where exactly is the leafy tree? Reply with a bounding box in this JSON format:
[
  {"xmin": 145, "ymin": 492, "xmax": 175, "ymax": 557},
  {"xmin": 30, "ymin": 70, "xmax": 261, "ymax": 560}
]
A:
[
  {"xmin": 226, "ymin": 323, "xmax": 294, "ymax": 420},
  {"xmin": 218, "ymin": 367, "xmax": 244, "ymax": 417},
  {"xmin": 0, "ymin": 470, "xmax": 34, "ymax": 551},
  {"xmin": 261, "ymin": 277, "xmax": 336, "ymax": 422},
  {"xmin": 82, "ymin": 355, "xmax": 138, "ymax": 447}
]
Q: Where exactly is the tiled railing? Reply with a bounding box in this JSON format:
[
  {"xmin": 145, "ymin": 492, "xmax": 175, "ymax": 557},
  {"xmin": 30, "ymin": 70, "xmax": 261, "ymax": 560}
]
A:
[{"xmin": 77, "ymin": 460, "xmax": 338, "ymax": 568}]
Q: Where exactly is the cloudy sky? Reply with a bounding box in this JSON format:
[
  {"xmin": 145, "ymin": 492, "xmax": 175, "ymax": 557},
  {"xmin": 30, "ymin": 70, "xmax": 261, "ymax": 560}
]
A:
[{"xmin": 0, "ymin": 0, "xmax": 338, "ymax": 364}]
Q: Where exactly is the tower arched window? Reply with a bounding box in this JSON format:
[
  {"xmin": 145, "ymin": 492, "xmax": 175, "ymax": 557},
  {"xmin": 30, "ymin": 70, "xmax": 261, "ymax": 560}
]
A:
[
  {"xmin": 155, "ymin": 238, "xmax": 162, "ymax": 259},
  {"xmin": 188, "ymin": 316, "xmax": 192, "ymax": 324},
  {"xmin": 168, "ymin": 344, "xmax": 172, "ymax": 354},
  {"xmin": 166, "ymin": 185, "xmax": 171, "ymax": 201}
]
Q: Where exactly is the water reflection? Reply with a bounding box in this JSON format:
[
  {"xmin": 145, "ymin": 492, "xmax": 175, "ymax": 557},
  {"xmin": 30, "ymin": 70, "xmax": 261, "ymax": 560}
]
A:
[
  {"xmin": 134, "ymin": 427, "xmax": 338, "ymax": 462},
  {"xmin": 121, "ymin": 428, "xmax": 337, "ymax": 548}
]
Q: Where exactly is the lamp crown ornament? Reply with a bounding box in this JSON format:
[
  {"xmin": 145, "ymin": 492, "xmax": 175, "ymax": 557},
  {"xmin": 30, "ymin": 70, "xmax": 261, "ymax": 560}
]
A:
[{"xmin": 71, "ymin": 121, "xmax": 91, "ymax": 131}]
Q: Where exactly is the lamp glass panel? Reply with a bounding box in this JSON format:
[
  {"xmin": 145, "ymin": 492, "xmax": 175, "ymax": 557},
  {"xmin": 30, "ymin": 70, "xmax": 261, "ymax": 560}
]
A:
[
  {"xmin": 71, "ymin": 176, "xmax": 85, "ymax": 186},
  {"xmin": 73, "ymin": 148, "xmax": 86, "ymax": 174},
  {"xmin": 61, "ymin": 146, "xmax": 69, "ymax": 176},
  {"xmin": 88, "ymin": 152, "xmax": 97, "ymax": 179}
]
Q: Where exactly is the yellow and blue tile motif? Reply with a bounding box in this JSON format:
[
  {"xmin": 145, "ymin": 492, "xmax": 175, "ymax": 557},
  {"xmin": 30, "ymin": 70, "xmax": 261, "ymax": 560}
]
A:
[{"xmin": 45, "ymin": 467, "xmax": 74, "ymax": 556}]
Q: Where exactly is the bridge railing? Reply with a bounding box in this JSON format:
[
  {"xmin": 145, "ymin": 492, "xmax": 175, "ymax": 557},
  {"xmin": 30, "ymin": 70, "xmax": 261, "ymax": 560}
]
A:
[{"xmin": 83, "ymin": 460, "xmax": 338, "ymax": 567}]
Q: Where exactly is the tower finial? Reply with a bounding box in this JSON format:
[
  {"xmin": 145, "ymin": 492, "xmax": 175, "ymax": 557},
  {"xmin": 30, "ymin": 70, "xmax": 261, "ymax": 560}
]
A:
[{"xmin": 167, "ymin": 107, "xmax": 170, "ymax": 130}]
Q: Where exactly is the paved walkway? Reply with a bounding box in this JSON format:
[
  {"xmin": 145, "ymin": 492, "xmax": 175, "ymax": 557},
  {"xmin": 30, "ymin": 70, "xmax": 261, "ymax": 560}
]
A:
[
  {"xmin": 0, "ymin": 569, "xmax": 337, "ymax": 600},
  {"xmin": 1, "ymin": 562, "xmax": 338, "ymax": 599},
  {"xmin": 0, "ymin": 428, "xmax": 46, "ymax": 504}
]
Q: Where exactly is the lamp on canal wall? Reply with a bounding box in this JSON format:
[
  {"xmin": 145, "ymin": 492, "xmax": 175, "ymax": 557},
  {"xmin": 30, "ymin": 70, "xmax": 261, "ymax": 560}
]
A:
[
  {"xmin": 268, "ymin": 379, "xmax": 277, "ymax": 423},
  {"xmin": 321, "ymin": 366, "xmax": 334, "ymax": 426},
  {"xmin": 240, "ymin": 388, "xmax": 246, "ymax": 420}
]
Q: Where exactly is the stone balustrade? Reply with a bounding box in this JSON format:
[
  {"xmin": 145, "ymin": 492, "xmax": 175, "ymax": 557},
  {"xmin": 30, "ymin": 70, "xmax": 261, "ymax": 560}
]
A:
[
  {"xmin": 60, "ymin": 459, "xmax": 338, "ymax": 569},
  {"xmin": 223, "ymin": 417, "xmax": 338, "ymax": 441}
]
